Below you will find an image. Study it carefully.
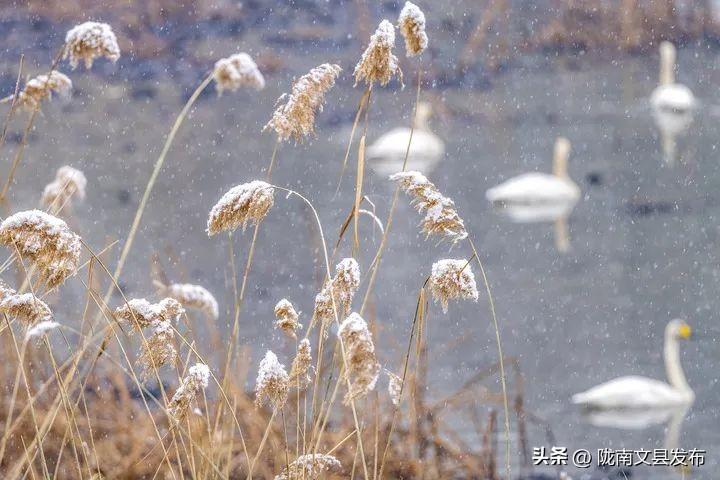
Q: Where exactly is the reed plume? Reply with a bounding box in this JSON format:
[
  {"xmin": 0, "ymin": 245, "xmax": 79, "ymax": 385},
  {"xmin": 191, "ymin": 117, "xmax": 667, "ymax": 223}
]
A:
[
  {"xmin": 63, "ymin": 21, "xmax": 120, "ymax": 69},
  {"xmin": 41, "ymin": 166, "xmax": 87, "ymax": 211},
  {"xmin": 274, "ymin": 298, "xmax": 302, "ymax": 339},
  {"xmin": 25, "ymin": 320, "xmax": 60, "ymax": 340},
  {"xmin": 386, "ymin": 369, "xmax": 402, "ymax": 406},
  {"xmin": 398, "ymin": 1, "xmax": 428, "ymax": 57},
  {"xmin": 289, "ymin": 338, "xmax": 313, "ymax": 389},
  {"xmin": 162, "ymin": 283, "xmax": 219, "ymax": 320},
  {"xmin": 213, "ymin": 53, "xmax": 265, "ymax": 94},
  {"xmin": 354, "ymin": 19, "xmax": 402, "ymax": 87},
  {"xmin": 390, "ymin": 171, "xmax": 468, "ymax": 244},
  {"xmin": 338, "ymin": 312, "xmax": 380, "ymax": 404},
  {"xmin": 138, "ymin": 319, "xmax": 177, "ymax": 378},
  {"xmin": 264, "ymin": 63, "xmax": 342, "ymax": 142},
  {"xmin": 255, "ymin": 350, "xmax": 289, "ymax": 409},
  {"xmin": 207, "ymin": 180, "xmax": 275, "ymax": 236},
  {"xmin": 167, "ymin": 363, "xmax": 211, "ymax": 423},
  {"xmin": 0, "ymin": 210, "xmax": 81, "ymax": 289},
  {"xmin": 274, "ymin": 453, "xmax": 342, "ymax": 480},
  {"xmin": 114, "ymin": 298, "xmax": 184, "ymax": 331},
  {"xmin": 313, "ymin": 257, "xmax": 361, "ymax": 333},
  {"xmin": 0, "ymin": 292, "xmax": 52, "ymax": 324},
  {"xmin": 429, "ymin": 259, "xmax": 479, "ymax": 313},
  {"xmin": 15, "ymin": 71, "xmax": 72, "ymax": 111}
]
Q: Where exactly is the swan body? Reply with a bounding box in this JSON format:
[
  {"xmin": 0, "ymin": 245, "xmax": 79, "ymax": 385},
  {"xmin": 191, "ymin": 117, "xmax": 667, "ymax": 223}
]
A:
[
  {"xmin": 573, "ymin": 320, "xmax": 694, "ymax": 410},
  {"xmin": 367, "ymin": 102, "xmax": 444, "ymax": 176},
  {"xmin": 582, "ymin": 405, "xmax": 685, "ymax": 430}
]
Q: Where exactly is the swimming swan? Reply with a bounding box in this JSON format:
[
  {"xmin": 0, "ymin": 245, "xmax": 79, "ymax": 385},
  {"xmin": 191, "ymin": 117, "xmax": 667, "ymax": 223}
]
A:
[
  {"xmin": 366, "ymin": 102, "xmax": 444, "ymax": 176},
  {"xmin": 572, "ymin": 319, "xmax": 694, "ymax": 409}
]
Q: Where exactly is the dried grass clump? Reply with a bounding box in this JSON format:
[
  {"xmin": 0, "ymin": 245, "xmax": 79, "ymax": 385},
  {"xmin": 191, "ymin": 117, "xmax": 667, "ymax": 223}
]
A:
[
  {"xmin": 338, "ymin": 312, "xmax": 380, "ymax": 404},
  {"xmin": 398, "ymin": 1, "xmax": 428, "ymax": 57},
  {"xmin": 289, "ymin": 338, "xmax": 313, "ymax": 389},
  {"xmin": 41, "ymin": 165, "xmax": 87, "ymax": 211},
  {"xmin": 207, "ymin": 180, "xmax": 275, "ymax": 236},
  {"xmin": 274, "ymin": 298, "xmax": 302, "ymax": 339},
  {"xmin": 114, "ymin": 298, "xmax": 184, "ymax": 331},
  {"xmin": 213, "ymin": 52, "xmax": 265, "ymax": 94},
  {"xmin": 255, "ymin": 350, "xmax": 289, "ymax": 409},
  {"xmin": 274, "ymin": 453, "xmax": 342, "ymax": 480},
  {"xmin": 386, "ymin": 369, "xmax": 403, "ymax": 406},
  {"xmin": 429, "ymin": 259, "xmax": 479, "ymax": 313},
  {"xmin": 313, "ymin": 257, "xmax": 361, "ymax": 332},
  {"xmin": 138, "ymin": 319, "xmax": 177, "ymax": 378},
  {"xmin": 264, "ymin": 63, "xmax": 342, "ymax": 142},
  {"xmin": 63, "ymin": 21, "xmax": 120, "ymax": 69},
  {"xmin": 0, "ymin": 210, "xmax": 81, "ymax": 288},
  {"xmin": 25, "ymin": 320, "xmax": 60, "ymax": 340},
  {"xmin": 390, "ymin": 171, "xmax": 468, "ymax": 244},
  {"xmin": 16, "ymin": 71, "xmax": 72, "ymax": 111},
  {"xmin": 0, "ymin": 292, "xmax": 52, "ymax": 324},
  {"xmin": 167, "ymin": 363, "xmax": 211, "ymax": 423},
  {"xmin": 354, "ymin": 19, "xmax": 402, "ymax": 87},
  {"xmin": 163, "ymin": 283, "xmax": 219, "ymax": 320}
]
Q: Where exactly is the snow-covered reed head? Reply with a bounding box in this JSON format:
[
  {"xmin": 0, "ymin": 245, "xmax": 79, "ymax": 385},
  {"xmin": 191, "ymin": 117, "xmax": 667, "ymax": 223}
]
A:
[
  {"xmin": 25, "ymin": 320, "xmax": 60, "ymax": 341},
  {"xmin": 41, "ymin": 166, "xmax": 87, "ymax": 212},
  {"xmin": 274, "ymin": 453, "xmax": 342, "ymax": 480},
  {"xmin": 386, "ymin": 369, "xmax": 403, "ymax": 406},
  {"xmin": 354, "ymin": 20, "xmax": 402, "ymax": 87},
  {"xmin": 264, "ymin": 63, "xmax": 342, "ymax": 143},
  {"xmin": 313, "ymin": 257, "xmax": 361, "ymax": 331},
  {"xmin": 163, "ymin": 283, "xmax": 219, "ymax": 320},
  {"xmin": 138, "ymin": 319, "xmax": 177, "ymax": 378},
  {"xmin": 16, "ymin": 71, "xmax": 72, "ymax": 111},
  {"xmin": 390, "ymin": 171, "xmax": 468, "ymax": 244},
  {"xmin": 255, "ymin": 350, "xmax": 289, "ymax": 409},
  {"xmin": 213, "ymin": 53, "xmax": 265, "ymax": 94},
  {"xmin": 63, "ymin": 22, "xmax": 120, "ymax": 69},
  {"xmin": 207, "ymin": 180, "xmax": 275, "ymax": 236},
  {"xmin": 274, "ymin": 298, "xmax": 302, "ymax": 339},
  {"xmin": 167, "ymin": 363, "xmax": 211, "ymax": 423},
  {"xmin": 0, "ymin": 210, "xmax": 81, "ymax": 289},
  {"xmin": 0, "ymin": 292, "xmax": 52, "ymax": 324},
  {"xmin": 114, "ymin": 298, "xmax": 184, "ymax": 331},
  {"xmin": 289, "ymin": 338, "xmax": 313, "ymax": 390},
  {"xmin": 398, "ymin": 2, "xmax": 428, "ymax": 57},
  {"xmin": 338, "ymin": 313, "xmax": 380, "ymax": 404},
  {"xmin": 429, "ymin": 259, "xmax": 478, "ymax": 313}
]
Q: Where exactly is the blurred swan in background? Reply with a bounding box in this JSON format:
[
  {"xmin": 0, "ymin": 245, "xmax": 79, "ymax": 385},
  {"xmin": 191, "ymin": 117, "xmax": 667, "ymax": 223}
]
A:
[
  {"xmin": 366, "ymin": 102, "xmax": 444, "ymax": 176},
  {"xmin": 486, "ymin": 137, "xmax": 580, "ymax": 252},
  {"xmin": 650, "ymin": 41, "xmax": 696, "ymax": 164},
  {"xmin": 572, "ymin": 319, "xmax": 694, "ymax": 409}
]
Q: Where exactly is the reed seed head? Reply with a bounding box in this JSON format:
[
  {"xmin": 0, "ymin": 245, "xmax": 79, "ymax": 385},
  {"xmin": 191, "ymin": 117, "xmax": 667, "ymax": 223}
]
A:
[
  {"xmin": 429, "ymin": 259, "xmax": 479, "ymax": 313},
  {"xmin": 63, "ymin": 22, "xmax": 120, "ymax": 69},
  {"xmin": 41, "ymin": 166, "xmax": 87, "ymax": 212},
  {"xmin": 0, "ymin": 210, "xmax": 81, "ymax": 289},
  {"xmin": 255, "ymin": 350, "xmax": 289, "ymax": 409},
  {"xmin": 274, "ymin": 298, "xmax": 302, "ymax": 339},
  {"xmin": 25, "ymin": 320, "xmax": 60, "ymax": 340},
  {"xmin": 213, "ymin": 53, "xmax": 265, "ymax": 94},
  {"xmin": 16, "ymin": 71, "xmax": 72, "ymax": 111},
  {"xmin": 338, "ymin": 312, "xmax": 380, "ymax": 404},
  {"xmin": 274, "ymin": 453, "xmax": 342, "ymax": 480},
  {"xmin": 138, "ymin": 319, "xmax": 177, "ymax": 378},
  {"xmin": 0, "ymin": 293, "xmax": 52, "ymax": 324},
  {"xmin": 163, "ymin": 283, "xmax": 219, "ymax": 320},
  {"xmin": 354, "ymin": 19, "xmax": 402, "ymax": 87},
  {"xmin": 114, "ymin": 298, "xmax": 184, "ymax": 331},
  {"xmin": 289, "ymin": 338, "xmax": 313, "ymax": 390},
  {"xmin": 386, "ymin": 369, "xmax": 403, "ymax": 406},
  {"xmin": 398, "ymin": 2, "xmax": 428, "ymax": 57},
  {"xmin": 390, "ymin": 171, "xmax": 468, "ymax": 244},
  {"xmin": 207, "ymin": 180, "xmax": 275, "ymax": 236},
  {"xmin": 312, "ymin": 257, "xmax": 361, "ymax": 335},
  {"xmin": 264, "ymin": 63, "xmax": 342, "ymax": 142},
  {"xmin": 167, "ymin": 363, "xmax": 211, "ymax": 423}
]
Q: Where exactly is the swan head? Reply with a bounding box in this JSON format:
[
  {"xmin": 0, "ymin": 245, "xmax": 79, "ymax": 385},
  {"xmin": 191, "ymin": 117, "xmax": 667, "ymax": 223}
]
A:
[{"xmin": 666, "ymin": 319, "xmax": 692, "ymax": 340}]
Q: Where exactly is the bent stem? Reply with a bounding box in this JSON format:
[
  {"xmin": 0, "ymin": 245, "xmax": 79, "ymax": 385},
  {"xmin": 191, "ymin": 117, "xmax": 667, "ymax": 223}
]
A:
[{"xmin": 246, "ymin": 408, "xmax": 277, "ymax": 479}]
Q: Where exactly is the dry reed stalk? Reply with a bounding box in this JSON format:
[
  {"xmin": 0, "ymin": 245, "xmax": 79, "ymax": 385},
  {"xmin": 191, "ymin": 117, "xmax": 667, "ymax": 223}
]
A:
[
  {"xmin": 429, "ymin": 258, "xmax": 479, "ymax": 313},
  {"xmin": 41, "ymin": 166, "xmax": 86, "ymax": 212},
  {"xmin": 63, "ymin": 21, "xmax": 120, "ymax": 69},
  {"xmin": 0, "ymin": 54, "xmax": 24, "ymax": 156}
]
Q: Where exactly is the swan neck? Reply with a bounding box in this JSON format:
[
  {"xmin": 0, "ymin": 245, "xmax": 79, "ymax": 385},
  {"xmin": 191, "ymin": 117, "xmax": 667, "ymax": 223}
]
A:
[
  {"xmin": 660, "ymin": 44, "xmax": 676, "ymax": 86},
  {"xmin": 552, "ymin": 138, "xmax": 571, "ymax": 178},
  {"xmin": 412, "ymin": 110, "xmax": 430, "ymax": 131},
  {"xmin": 664, "ymin": 333, "xmax": 690, "ymax": 393}
]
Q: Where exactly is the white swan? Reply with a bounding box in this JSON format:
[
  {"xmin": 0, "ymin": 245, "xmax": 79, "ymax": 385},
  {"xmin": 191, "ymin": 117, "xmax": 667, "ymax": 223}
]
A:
[
  {"xmin": 572, "ymin": 319, "xmax": 694, "ymax": 409},
  {"xmin": 650, "ymin": 41, "xmax": 696, "ymax": 163},
  {"xmin": 366, "ymin": 102, "xmax": 444, "ymax": 176},
  {"xmin": 485, "ymin": 137, "xmax": 580, "ymax": 207}
]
